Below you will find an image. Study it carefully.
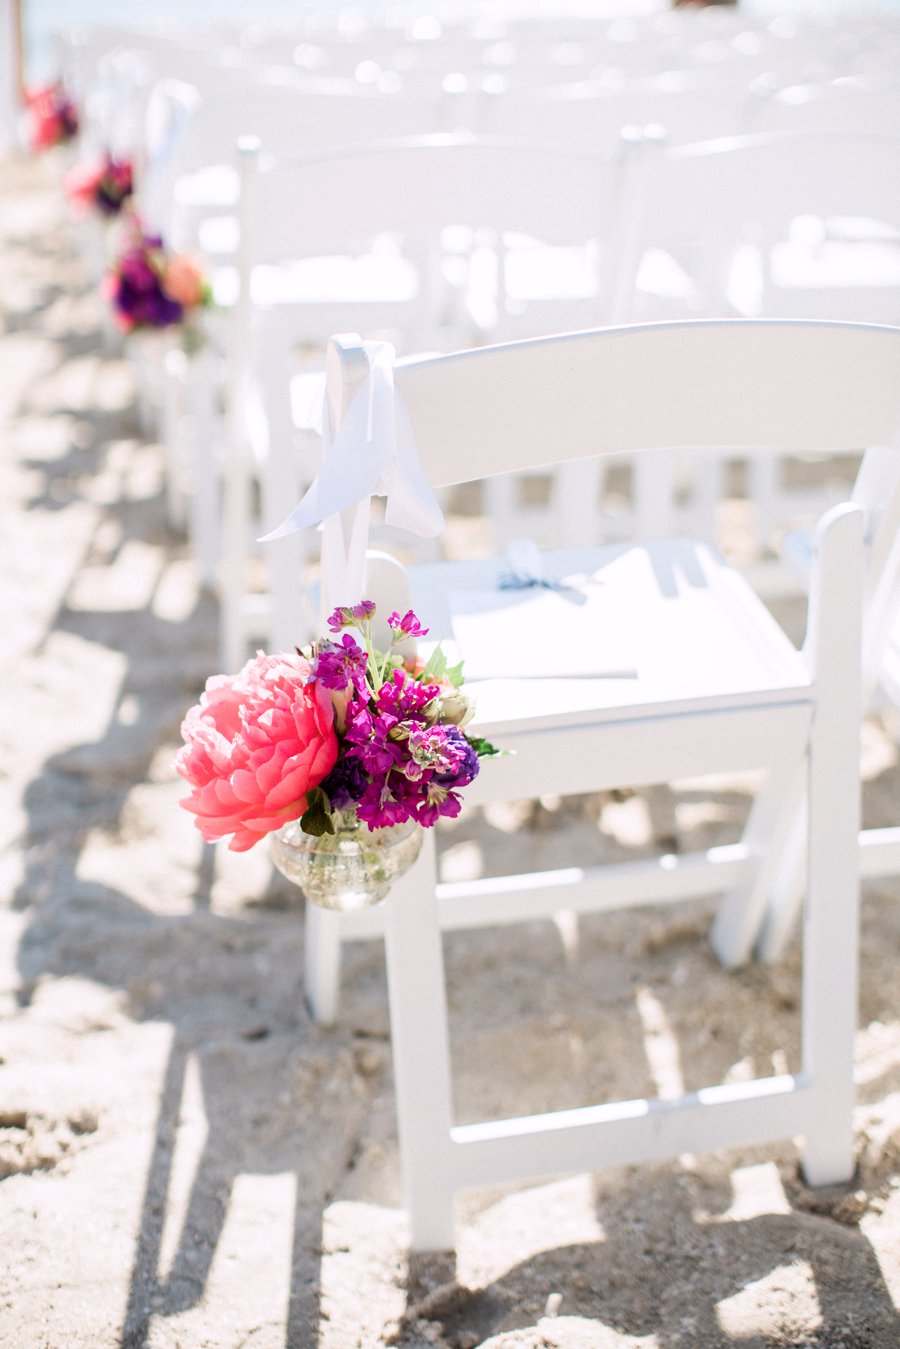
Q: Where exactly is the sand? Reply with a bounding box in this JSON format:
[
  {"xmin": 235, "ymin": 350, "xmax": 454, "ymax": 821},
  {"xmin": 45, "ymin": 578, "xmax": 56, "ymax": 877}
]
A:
[{"xmin": 1, "ymin": 150, "xmax": 898, "ymax": 1349}]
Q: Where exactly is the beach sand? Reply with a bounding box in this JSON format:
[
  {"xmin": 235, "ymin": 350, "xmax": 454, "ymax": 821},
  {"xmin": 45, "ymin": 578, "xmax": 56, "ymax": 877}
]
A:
[{"xmin": 1, "ymin": 150, "xmax": 898, "ymax": 1349}]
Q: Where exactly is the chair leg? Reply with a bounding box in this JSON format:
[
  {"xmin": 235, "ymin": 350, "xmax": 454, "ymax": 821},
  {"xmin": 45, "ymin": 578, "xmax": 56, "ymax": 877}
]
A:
[
  {"xmin": 711, "ymin": 759, "xmax": 804, "ymax": 968},
  {"xmin": 185, "ymin": 347, "xmax": 222, "ymax": 590},
  {"xmin": 798, "ymin": 504, "xmax": 863, "ymax": 1187},
  {"xmin": 383, "ymin": 831, "xmax": 458, "ymax": 1251},
  {"xmin": 218, "ymin": 437, "xmax": 252, "ymax": 673},
  {"xmin": 753, "ymin": 807, "xmax": 806, "ymax": 965},
  {"xmin": 303, "ymin": 904, "xmax": 343, "ymax": 1027}
]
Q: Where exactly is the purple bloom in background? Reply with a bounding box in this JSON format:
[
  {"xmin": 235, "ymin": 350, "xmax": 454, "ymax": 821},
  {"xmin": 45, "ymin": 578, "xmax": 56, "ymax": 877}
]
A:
[
  {"xmin": 104, "ymin": 233, "xmax": 184, "ymax": 331},
  {"xmin": 58, "ymin": 97, "xmax": 79, "ymax": 140},
  {"xmin": 96, "ymin": 157, "xmax": 134, "ymax": 215}
]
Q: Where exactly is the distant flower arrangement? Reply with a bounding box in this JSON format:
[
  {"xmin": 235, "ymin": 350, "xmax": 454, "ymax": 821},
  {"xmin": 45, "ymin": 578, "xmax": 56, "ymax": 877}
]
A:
[
  {"xmin": 101, "ymin": 220, "xmax": 212, "ymax": 344},
  {"xmin": 176, "ymin": 602, "xmax": 498, "ymax": 853},
  {"xmin": 64, "ymin": 152, "xmax": 134, "ymax": 217},
  {"xmin": 26, "ymin": 82, "xmax": 79, "ymax": 152}
]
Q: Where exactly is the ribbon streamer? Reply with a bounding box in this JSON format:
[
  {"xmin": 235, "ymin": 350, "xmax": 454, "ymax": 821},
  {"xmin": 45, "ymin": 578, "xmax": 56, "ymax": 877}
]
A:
[{"xmin": 260, "ymin": 341, "xmax": 445, "ymax": 543}]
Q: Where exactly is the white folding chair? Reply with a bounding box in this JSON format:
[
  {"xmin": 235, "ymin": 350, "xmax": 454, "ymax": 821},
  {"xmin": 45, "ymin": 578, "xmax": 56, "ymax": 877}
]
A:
[
  {"xmin": 620, "ymin": 130, "xmax": 900, "ymax": 548},
  {"xmin": 298, "ymin": 317, "xmax": 900, "ymax": 1249},
  {"xmin": 474, "ymin": 73, "xmax": 755, "ymax": 159},
  {"xmin": 140, "ymin": 74, "xmax": 473, "ymax": 620},
  {"xmin": 746, "ymin": 79, "xmax": 900, "ymax": 141}
]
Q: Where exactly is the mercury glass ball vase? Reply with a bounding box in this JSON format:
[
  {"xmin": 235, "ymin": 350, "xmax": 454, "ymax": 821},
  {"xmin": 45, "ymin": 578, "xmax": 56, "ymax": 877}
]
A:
[{"xmin": 269, "ymin": 808, "xmax": 423, "ymax": 911}]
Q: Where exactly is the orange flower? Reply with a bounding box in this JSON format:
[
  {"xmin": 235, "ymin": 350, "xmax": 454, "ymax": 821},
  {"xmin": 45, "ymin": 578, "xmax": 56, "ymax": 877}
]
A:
[{"xmin": 161, "ymin": 253, "xmax": 206, "ymax": 308}]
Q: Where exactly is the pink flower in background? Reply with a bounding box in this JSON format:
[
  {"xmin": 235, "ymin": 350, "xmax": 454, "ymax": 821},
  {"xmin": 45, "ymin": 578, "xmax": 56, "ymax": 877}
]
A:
[
  {"xmin": 175, "ymin": 651, "xmax": 338, "ymax": 852},
  {"xmin": 27, "ymin": 82, "xmax": 78, "ymax": 152},
  {"xmin": 64, "ymin": 159, "xmax": 105, "ymax": 211},
  {"xmin": 64, "ymin": 152, "xmax": 133, "ymax": 217},
  {"xmin": 161, "ymin": 253, "xmax": 208, "ymax": 308}
]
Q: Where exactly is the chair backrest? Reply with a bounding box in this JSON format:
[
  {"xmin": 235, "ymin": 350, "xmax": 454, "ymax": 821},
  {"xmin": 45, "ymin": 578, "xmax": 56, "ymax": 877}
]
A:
[
  {"xmin": 140, "ymin": 75, "xmax": 468, "ymax": 243},
  {"xmin": 747, "ymin": 80, "xmax": 900, "ymax": 138},
  {"xmin": 238, "ymin": 131, "xmax": 626, "ymax": 266},
  {"xmin": 474, "ymin": 76, "xmax": 754, "ymax": 157},
  {"xmin": 231, "ymin": 131, "xmax": 635, "ymax": 356},
  {"xmin": 620, "ymin": 130, "xmax": 900, "ymax": 322},
  {"xmin": 313, "ymin": 320, "xmax": 900, "ymax": 624},
  {"xmin": 379, "ymin": 320, "xmax": 900, "ymax": 490}
]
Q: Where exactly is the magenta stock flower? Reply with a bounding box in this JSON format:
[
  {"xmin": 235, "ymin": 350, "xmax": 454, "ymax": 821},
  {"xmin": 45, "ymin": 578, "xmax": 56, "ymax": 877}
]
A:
[
  {"xmin": 313, "ymin": 634, "xmax": 368, "ymax": 691},
  {"xmin": 327, "ymin": 601, "xmax": 376, "ymax": 633},
  {"xmin": 388, "ymin": 609, "xmax": 429, "ymax": 639}
]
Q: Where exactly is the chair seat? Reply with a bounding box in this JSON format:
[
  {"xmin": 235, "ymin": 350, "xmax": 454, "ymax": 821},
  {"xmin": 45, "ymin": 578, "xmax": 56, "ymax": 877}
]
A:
[{"xmin": 409, "ymin": 537, "xmax": 811, "ymax": 738}]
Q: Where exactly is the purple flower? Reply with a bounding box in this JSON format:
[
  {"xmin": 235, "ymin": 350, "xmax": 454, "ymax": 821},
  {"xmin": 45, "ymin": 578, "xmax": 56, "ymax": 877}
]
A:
[
  {"xmin": 320, "ymin": 755, "xmax": 368, "ymax": 810},
  {"xmin": 327, "ymin": 600, "xmax": 376, "ymax": 633},
  {"xmin": 345, "ymin": 703, "xmax": 402, "ymax": 776},
  {"xmin": 314, "ymin": 634, "xmax": 368, "ymax": 691},
  {"xmin": 96, "ymin": 157, "xmax": 133, "ymax": 215},
  {"xmin": 402, "ymin": 724, "xmax": 463, "ymax": 780},
  {"xmin": 104, "ymin": 231, "xmax": 185, "ymax": 331},
  {"xmin": 434, "ymin": 726, "xmax": 480, "ymax": 788},
  {"xmin": 415, "ymin": 782, "xmax": 464, "ymax": 827},
  {"xmin": 355, "ymin": 780, "xmax": 415, "ymax": 830},
  {"xmin": 374, "ymin": 668, "xmax": 438, "ymax": 719},
  {"xmin": 388, "ymin": 609, "xmax": 429, "ymax": 639}
]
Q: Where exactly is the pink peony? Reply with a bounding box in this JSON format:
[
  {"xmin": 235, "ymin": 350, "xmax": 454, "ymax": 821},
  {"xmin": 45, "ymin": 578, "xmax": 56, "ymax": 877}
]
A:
[
  {"xmin": 64, "ymin": 159, "xmax": 104, "ymax": 212},
  {"xmin": 175, "ymin": 651, "xmax": 338, "ymax": 851},
  {"xmin": 161, "ymin": 253, "xmax": 207, "ymax": 308}
]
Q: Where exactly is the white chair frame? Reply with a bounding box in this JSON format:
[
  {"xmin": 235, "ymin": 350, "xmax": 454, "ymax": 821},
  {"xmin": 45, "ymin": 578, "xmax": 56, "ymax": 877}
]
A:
[{"xmin": 299, "ymin": 317, "xmax": 900, "ymax": 1250}]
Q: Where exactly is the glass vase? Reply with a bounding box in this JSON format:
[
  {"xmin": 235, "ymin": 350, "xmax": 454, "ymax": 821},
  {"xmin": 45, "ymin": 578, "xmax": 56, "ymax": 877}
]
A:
[{"xmin": 269, "ymin": 808, "xmax": 423, "ymax": 912}]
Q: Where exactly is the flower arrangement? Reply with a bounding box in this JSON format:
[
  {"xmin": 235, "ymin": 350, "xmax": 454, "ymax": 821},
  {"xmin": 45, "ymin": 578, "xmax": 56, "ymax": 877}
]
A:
[
  {"xmin": 26, "ymin": 82, "xmax": 79, "ymax": 152},
  {"xmin": 101, "ymin": 219, "xmax": 212, "ymax": 341},
  {"xmin": 176, "ymin": 602, "xmax": 497, "ymax": 854},
  {"xmin": 64, "ymin": 151, "xmax": 134, "ymax": 217}
]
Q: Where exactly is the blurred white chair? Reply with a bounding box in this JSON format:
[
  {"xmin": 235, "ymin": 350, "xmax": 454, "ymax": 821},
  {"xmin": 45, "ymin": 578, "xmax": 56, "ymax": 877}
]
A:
[
  {"xmin": 747, "ymin": 79, "xmax": 900, "ymax": 140},
  {"xmin": 620, "ymin": 130, "xmax": 900, "ymax": 548},
  {"xmin": 303, "ymin": 316, "xmax": 900, "ymax": 1249},
  {"xmin": 219, "ymin": 132, "xmax": 639, "ymax": 671},
  {"xmin": 139, "ymin": 72, "xmax": 470, "ymax": 254},
  {"xmin": 474, "ymin": 72, "xmax": 755, "ymax": 157},
  {"xmin": 139, "ymin": 75, "xmax": 470, "ymax": 597}
]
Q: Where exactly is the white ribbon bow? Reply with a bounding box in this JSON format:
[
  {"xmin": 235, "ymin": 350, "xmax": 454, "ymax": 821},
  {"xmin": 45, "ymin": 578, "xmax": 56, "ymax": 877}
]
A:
[{"xmin": 260, "ymin": 341, "xmax": 444, "ymax": 543}]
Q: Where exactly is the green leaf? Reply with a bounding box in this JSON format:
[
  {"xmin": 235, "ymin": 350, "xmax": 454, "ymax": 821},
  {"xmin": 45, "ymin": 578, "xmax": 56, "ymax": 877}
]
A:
[
  {"xmin": 421, "ymin": 644, "xmax": 465, "ymax": 689},
  {"xmin": 299, "ymin": 787, "xmax": 335, "ymax": 837},
  {"xmin": 467, "ymin": 735, "xmax": 506, "ymax": 760},
  {"xmin": 421, "ymin": 645, "xmax": 448, "ymax": 680}
]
